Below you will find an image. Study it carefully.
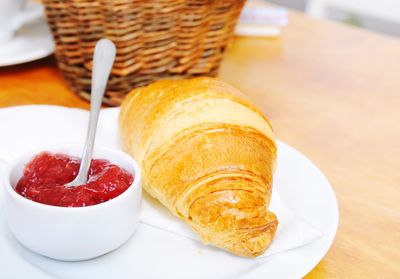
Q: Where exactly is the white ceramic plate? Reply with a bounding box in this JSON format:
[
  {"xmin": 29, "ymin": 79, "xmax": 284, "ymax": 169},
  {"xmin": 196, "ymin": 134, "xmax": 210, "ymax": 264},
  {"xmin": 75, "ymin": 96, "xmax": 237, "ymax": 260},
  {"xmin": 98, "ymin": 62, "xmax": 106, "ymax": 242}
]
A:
[
  {"xmin": 0, "ymin": 105, "xmax": 338, "ymax": 278},
  {"xmin": 0, "ymin": 19, "xmax": 54, "ymax": 67}
]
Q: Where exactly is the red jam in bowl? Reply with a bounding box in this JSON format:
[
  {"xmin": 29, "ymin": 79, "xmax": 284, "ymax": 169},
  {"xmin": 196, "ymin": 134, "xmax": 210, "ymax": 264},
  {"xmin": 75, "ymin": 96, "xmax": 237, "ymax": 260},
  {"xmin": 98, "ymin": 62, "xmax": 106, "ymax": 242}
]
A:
[{"xmin": 15, "ymin": 152, "xmax": 134, "ymax": 207}]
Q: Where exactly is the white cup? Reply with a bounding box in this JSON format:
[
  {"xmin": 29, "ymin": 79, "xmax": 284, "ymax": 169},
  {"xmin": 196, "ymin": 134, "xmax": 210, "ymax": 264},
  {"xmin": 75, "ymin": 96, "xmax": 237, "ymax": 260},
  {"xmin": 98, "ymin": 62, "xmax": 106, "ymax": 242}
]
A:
[{"xmin": 0, "ymin": 0, "xmax": 43, "ymax": 44}]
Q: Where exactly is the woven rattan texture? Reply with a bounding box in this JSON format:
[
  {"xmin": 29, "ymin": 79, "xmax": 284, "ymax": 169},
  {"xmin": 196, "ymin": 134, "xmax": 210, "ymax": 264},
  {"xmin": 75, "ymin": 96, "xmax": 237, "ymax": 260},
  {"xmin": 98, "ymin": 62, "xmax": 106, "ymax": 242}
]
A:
[{"xmin": 42, "ymin": 0, "xmax": 246, "ymax": 105}]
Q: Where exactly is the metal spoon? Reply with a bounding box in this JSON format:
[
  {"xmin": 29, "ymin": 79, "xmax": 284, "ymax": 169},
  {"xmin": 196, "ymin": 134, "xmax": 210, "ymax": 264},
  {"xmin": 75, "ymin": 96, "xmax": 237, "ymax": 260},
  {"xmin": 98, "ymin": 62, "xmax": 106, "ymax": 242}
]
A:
[{"xmin": 66, "ymin": 39, "xmax": 116, "ymax": 187}]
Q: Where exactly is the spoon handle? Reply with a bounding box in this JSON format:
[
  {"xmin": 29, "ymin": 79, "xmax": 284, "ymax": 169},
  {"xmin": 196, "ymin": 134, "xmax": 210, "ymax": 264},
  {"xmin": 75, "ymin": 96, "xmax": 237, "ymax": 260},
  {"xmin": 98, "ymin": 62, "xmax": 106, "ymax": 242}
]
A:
[{"xmin": 73, "ymin": 39, "xmax": 116, "ymax": 185}]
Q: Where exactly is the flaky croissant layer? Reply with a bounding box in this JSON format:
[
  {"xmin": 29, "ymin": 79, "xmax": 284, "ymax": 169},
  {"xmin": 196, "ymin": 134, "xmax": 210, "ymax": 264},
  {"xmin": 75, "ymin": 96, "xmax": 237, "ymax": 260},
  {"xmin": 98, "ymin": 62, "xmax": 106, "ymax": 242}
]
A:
[{"xmin": 119, "ymin": 77, "xmax": 278, "ymax": 257}]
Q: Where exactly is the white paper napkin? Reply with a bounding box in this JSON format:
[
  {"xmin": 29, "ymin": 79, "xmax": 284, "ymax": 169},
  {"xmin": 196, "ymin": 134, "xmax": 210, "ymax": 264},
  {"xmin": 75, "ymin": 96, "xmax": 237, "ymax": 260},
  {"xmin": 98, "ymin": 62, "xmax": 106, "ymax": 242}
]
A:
[
  {"xmin": 140, "ymin": 188, "xmax": 322, "ymax": 258},
  {"xmin": 0, "ymin": 106, "xmax": 322, "ymax": 259}
]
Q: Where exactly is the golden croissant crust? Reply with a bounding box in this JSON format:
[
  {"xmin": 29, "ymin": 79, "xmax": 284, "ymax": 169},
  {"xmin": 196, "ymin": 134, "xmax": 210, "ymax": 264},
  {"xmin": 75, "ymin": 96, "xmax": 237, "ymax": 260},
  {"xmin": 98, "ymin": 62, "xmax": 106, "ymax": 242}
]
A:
[{"xmin": 119, "ymin": 77, "xmax": 278, "ymax": 257}]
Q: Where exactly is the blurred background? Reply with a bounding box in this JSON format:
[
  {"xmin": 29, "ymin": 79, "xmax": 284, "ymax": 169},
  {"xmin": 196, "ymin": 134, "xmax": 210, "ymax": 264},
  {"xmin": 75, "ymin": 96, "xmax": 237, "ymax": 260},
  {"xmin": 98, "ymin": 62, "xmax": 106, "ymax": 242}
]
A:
[
  {"xmin": 267, "ymin": 0, "xmax": 400, "ymax": 37},
  {"xmin": 1, "ymin": 0, "xmax": 399, "ymax": 102}
]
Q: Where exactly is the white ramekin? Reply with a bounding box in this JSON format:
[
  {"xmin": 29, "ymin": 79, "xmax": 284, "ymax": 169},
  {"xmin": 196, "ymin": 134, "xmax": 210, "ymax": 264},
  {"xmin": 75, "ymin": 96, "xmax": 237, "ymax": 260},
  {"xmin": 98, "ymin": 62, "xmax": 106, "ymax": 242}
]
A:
[{"xmin": 3, "ymin": 144, "xmax": 142, "ymax": 261}]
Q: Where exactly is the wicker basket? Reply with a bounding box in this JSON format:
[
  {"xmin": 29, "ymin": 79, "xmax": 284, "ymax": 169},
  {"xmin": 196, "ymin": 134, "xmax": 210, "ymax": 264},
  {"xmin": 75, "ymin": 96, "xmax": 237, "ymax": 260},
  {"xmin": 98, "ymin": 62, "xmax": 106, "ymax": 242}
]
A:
[{"xmin": 42, "ymin": 0, "xmax": 246, "ymax": 105}]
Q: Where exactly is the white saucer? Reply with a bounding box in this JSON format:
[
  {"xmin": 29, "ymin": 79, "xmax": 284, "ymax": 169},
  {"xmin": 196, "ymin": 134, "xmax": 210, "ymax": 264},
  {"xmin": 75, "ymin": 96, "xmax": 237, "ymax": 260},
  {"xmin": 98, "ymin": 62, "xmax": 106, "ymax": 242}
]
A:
[
  {"xmin": 0, "ymin": 105, "xmax": 338, "ymax": 278},
  {"xmin": 0, "ymin": 19, "xmax": 54, "ymax": 67}
]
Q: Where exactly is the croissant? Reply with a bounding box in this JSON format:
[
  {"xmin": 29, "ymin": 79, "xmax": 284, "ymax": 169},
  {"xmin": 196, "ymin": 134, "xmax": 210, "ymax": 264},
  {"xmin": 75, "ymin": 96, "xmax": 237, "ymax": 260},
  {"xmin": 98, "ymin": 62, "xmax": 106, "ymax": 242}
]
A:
[{"xmin": 119, "ymin": 77, "xmax": 278, "ymax": 257}]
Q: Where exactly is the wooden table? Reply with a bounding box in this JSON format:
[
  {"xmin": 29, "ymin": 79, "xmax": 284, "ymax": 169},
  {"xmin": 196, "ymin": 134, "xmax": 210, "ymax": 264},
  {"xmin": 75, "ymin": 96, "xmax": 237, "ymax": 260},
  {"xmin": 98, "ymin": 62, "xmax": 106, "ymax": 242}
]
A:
[{"xmin": 1, "ymin": 9, "xmax": 399, "ymax": 279}]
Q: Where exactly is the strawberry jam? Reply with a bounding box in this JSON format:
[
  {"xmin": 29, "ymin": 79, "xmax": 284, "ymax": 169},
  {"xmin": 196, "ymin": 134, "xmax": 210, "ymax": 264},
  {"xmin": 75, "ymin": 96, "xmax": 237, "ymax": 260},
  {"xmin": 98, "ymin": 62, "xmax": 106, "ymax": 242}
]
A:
[{"xmin": 16, "ymin": 152, "xmax": 134, "ymax": 207}]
